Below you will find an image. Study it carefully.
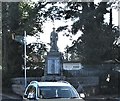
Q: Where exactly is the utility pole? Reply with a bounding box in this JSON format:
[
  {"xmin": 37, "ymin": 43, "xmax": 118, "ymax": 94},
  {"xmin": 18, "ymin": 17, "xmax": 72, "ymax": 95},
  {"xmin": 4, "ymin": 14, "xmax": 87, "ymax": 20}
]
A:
[
  {"xmin": 24, "ymin": 31, "xmax": 27, "ymax": 88},
  {"xmin": 11, "ymin": 31, "xmax": 27, "ymax": 88},
  {"xmin": 109, "ymin": 8, "xmax": 112, "ymax": 28}
]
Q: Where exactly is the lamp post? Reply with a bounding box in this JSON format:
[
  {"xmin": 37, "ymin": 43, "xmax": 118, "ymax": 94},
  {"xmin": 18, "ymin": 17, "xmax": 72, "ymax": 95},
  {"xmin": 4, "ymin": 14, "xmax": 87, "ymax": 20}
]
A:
[
  {"xmin": 24, "ymin": 31, "xmax": 27, "ymax": 88},
  {"xmin": 12, "ymin": 31, "xmax": 27, "ymax": 87}
]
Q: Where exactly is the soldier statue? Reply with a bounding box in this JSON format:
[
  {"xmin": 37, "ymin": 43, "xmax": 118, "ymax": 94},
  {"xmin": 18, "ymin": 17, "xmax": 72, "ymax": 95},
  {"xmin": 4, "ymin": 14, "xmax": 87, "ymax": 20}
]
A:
[{"xmin": 50, "ymin": 28, "xmax": 58, "ymax": 51}]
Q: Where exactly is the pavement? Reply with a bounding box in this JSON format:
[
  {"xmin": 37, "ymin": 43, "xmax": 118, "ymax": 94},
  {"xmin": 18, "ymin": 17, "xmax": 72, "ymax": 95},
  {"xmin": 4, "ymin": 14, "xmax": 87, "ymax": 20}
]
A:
[
  {"xmin": 2, "ymin": 93, "xmax": 22, "ymax": 99},
  {"xmin": 1, "ymin": 93, "xmax": 120, "ymax": 101},
  {"xmin": 85, "ymin": 95, "xmax": 120, "ymax": 101},
  {"xmin": 1, "ymin": 91, "xmax": 23, "ymax": 101}
]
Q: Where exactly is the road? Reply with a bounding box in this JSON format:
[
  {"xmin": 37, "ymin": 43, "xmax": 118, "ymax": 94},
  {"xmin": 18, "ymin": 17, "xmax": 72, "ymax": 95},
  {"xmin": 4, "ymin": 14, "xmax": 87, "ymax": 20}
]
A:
[
  {"xmin": 85, "ymin": 97, "xmax": 120, "ymax": 101},
  {"xmin": 1, "ymin": 93, "xmax": 23, "ymax": 101},
  {"xmin": 1, "ymin": 95, "xmax": 120, "ymax": 101},
  {"xmin": 1, "ymin": 92, "xmax": 120, "ymax": 101}
]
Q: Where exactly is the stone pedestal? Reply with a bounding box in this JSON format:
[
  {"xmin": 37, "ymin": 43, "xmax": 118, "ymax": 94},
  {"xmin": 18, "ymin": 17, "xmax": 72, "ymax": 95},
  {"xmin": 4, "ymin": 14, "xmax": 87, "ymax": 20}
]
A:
[
  {"xmin": 41, "ymin": 75, "xmax": 66, "ymax": 81},
  {"xmin": 41, "ymin": 51, "xmax": 65, "ymax": 81}
]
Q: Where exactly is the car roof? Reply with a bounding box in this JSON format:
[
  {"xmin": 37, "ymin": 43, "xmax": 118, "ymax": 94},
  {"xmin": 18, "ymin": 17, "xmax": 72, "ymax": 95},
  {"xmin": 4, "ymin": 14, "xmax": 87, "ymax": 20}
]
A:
[{"xmin": 30, "ymin": 81, "xmax": 72, "ymax": 87}]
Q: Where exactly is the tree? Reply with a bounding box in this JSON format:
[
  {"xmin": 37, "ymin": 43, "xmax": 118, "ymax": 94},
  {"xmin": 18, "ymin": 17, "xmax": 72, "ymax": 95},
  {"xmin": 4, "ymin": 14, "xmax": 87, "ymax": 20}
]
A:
[
  {"xmin": 2, "ymin": 2, "xmax": 23, "ymax": 87},
  {"xmin": 57, "ymin": 2, "xmax": 119, "ymax": 94},
  {"xmin": 39, "ymin": 1, "xmax": 120, "ymax": 94},
  {"xmin": 2, "ymin": 2, "xmax": 50, "ymax": 87},
  {"xmin": 49, "ymin": 2, "xmax": 119, "ymax": 64},
  {"xmin": 2, "ymin": 2, "xmax": 22, "ymax": 73}
]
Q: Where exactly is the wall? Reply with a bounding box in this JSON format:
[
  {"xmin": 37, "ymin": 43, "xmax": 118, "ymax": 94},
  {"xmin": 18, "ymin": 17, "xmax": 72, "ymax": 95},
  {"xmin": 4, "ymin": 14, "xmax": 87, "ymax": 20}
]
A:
[
  {"xmin": 11, "ymin": 77, "xmax": 41, "ymax": 96},
  {"xmin": 11, "ymin": 76, "xmax": 99, "ymax": 96}
]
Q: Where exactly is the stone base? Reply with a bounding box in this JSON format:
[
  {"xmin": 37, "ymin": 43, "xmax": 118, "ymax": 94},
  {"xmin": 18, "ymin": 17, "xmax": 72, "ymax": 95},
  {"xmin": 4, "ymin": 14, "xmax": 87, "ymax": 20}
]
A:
[
  {"xmin": 47, "ymin": 51, "xmax": 63, "ymax": 57},
  {"xmin": 41, "ymin": 75, "xmax": 66, "ymax": 82}
]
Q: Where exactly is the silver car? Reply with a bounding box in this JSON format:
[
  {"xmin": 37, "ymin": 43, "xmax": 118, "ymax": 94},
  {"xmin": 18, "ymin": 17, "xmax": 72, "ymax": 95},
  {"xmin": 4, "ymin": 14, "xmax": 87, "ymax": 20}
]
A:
[{"xmin": 23, "ymin": 81, "xmax": 85, "ymax": 100}]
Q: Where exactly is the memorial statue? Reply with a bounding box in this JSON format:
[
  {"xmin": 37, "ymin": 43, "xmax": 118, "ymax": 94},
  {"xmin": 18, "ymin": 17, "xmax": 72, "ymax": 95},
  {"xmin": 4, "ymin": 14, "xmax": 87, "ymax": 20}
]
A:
[
  {"xmin": 50, "ymin": 28, "xmax": 58, "ymax": 51},
  {"xmin": 41, "ymin": 27, "xmax": 64, "ymax": 81}
]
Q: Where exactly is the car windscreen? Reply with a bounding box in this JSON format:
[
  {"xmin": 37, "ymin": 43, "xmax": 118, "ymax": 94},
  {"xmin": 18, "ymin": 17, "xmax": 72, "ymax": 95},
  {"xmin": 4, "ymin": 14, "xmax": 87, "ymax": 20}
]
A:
[{"xmin": 39, "ymin": 86, "xmax": 79, "ymax": 99}]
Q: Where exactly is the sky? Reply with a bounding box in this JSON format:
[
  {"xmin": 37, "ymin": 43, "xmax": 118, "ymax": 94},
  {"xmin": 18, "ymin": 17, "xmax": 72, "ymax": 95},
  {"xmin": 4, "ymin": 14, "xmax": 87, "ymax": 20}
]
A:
[{"xmin": 27, "ymin": 1, "xmax": 119, "ymax": 53}]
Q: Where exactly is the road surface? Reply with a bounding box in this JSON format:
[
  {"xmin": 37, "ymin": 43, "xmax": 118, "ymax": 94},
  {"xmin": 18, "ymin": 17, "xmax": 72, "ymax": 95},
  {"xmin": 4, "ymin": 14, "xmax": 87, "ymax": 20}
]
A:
[{"xmin": 1, "ymin": 93, "xmax": 22, "ymax": 101}]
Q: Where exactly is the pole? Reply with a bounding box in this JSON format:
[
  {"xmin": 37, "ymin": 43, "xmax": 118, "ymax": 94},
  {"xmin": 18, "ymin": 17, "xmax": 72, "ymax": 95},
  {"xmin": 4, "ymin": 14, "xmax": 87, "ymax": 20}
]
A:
[{"xmin": 24, "ymin": 31, "xmax": 27, "ymax": 88}]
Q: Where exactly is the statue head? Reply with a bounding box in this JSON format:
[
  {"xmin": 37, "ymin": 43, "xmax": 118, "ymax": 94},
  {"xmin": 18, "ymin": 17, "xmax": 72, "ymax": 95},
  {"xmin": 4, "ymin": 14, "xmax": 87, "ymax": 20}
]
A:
[{"xmin": 53, "ymin": 27, "xmax": 55, "ymax": 32}]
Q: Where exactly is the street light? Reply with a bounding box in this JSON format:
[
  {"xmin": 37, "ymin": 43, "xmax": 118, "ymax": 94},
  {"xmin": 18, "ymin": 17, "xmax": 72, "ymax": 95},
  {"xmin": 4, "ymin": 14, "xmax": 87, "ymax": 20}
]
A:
[
  {"xmin": 12, "ymin": 31, "xmax": 27, "ymax": 88},
  {"xmin": 24, "ymin": 31, "xmax": 27, "ymax": 88}
]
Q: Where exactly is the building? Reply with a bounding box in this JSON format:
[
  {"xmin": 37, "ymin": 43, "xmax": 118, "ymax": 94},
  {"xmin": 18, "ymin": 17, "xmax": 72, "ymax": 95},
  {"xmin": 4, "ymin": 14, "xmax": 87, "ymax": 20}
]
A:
[{"xmin": 63, "ymin": 61, "xmax": 83, "ymax": 71}]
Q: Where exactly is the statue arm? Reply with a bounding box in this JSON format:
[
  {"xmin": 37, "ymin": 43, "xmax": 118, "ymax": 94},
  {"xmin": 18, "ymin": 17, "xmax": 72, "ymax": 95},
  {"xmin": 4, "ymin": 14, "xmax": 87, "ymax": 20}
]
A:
[
  {"xmin": 56, "ymin": 33, "xmax": 58, "ymax": 40},
  {"xmin": 50, "ymin": 33, "xmax": 53, "ymax": 40}
]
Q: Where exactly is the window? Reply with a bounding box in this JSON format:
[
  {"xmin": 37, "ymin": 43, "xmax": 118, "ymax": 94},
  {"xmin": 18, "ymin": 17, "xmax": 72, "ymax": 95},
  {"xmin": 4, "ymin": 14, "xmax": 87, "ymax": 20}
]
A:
[
  {"xmin": 25, "ymin": 85, "xmax": 36, "ymax": 99},
  {"xmin": 39, "ymin": 86, "xmax": 79, "ymax": 99}
]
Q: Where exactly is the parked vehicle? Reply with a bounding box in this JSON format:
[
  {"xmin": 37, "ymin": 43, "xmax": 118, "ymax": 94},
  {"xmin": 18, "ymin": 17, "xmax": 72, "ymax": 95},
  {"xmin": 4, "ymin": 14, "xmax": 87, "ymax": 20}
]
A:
[{"xmin": 23, "ymin": 80, "xmax": 85, "ymax": 100}]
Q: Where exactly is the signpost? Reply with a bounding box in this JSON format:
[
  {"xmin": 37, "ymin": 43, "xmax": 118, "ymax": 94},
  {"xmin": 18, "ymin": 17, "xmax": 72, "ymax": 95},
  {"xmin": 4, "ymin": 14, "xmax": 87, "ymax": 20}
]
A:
[
  {"xmin": 24, "ymin": 31, "xmax": 27, "ymax": 88},
  {"xmin": 12, "ymin": 31, "xmax": 27, "ymax": 88}
]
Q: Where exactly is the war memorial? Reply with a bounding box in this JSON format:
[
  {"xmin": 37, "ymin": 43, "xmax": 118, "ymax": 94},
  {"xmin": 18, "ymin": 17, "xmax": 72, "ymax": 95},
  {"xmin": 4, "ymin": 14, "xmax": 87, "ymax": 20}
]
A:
[{"xmin": 41, "ymin": 27, "xmax": 65, "ymax": 81}]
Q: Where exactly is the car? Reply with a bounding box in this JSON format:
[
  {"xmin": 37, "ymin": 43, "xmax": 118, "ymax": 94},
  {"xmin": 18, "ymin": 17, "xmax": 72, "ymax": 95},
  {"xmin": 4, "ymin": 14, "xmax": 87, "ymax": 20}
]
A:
[{"xmin": 23, "ymin": 80, "xmax": 85, "ymax": 100}]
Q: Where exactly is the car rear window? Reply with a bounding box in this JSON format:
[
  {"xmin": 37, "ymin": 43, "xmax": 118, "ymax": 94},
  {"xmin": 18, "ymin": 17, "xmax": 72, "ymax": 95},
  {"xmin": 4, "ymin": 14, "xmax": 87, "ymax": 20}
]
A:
[{"xmin": 39, "ymin": 86, "xmax": 79, "ymax": 99}]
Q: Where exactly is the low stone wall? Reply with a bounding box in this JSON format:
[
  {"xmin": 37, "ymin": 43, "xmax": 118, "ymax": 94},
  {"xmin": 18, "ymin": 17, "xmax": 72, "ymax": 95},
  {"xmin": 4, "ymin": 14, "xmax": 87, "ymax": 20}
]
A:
[
  {"xmin": 11, "ymin": 77, "xmax": 41, "ymax": 85},
  {"xmin": 11, "ymin": 77, "xmax": 41, "ymax": 96},
  {"xmin": 11, "ymin": 76, "xmax": 99, "ymax": 96},
  {"xmin": 12, "ymin": 84, "xmax": 25, "ymax": 96},
  {"xmin": 66, "ymin": 76, "xmax": 99, "ymax": 96}
]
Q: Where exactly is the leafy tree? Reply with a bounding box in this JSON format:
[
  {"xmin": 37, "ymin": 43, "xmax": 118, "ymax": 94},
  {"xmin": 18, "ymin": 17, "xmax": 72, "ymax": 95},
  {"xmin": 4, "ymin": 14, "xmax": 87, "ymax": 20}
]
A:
[
  {"xmin": 49, "ymin": 2, "xmax": 119, "ymax": 64},
  {"xmin": 2, "ymin": 2, "xmax": 22, "ymax": 74},
  {"xmin": 2, "ymin": 2, "xmax": 23, "ymax": 87},
  {"xmin": 39, "ymin": 1, "xmax": 120, "ymax": 95},
  {"xmin": 2, "ymin": 2, "xmax": 50, "ymax": 87},
  {"xmin": 35, "ymin": 1, "xmax": 120, "ymax": 64}
]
